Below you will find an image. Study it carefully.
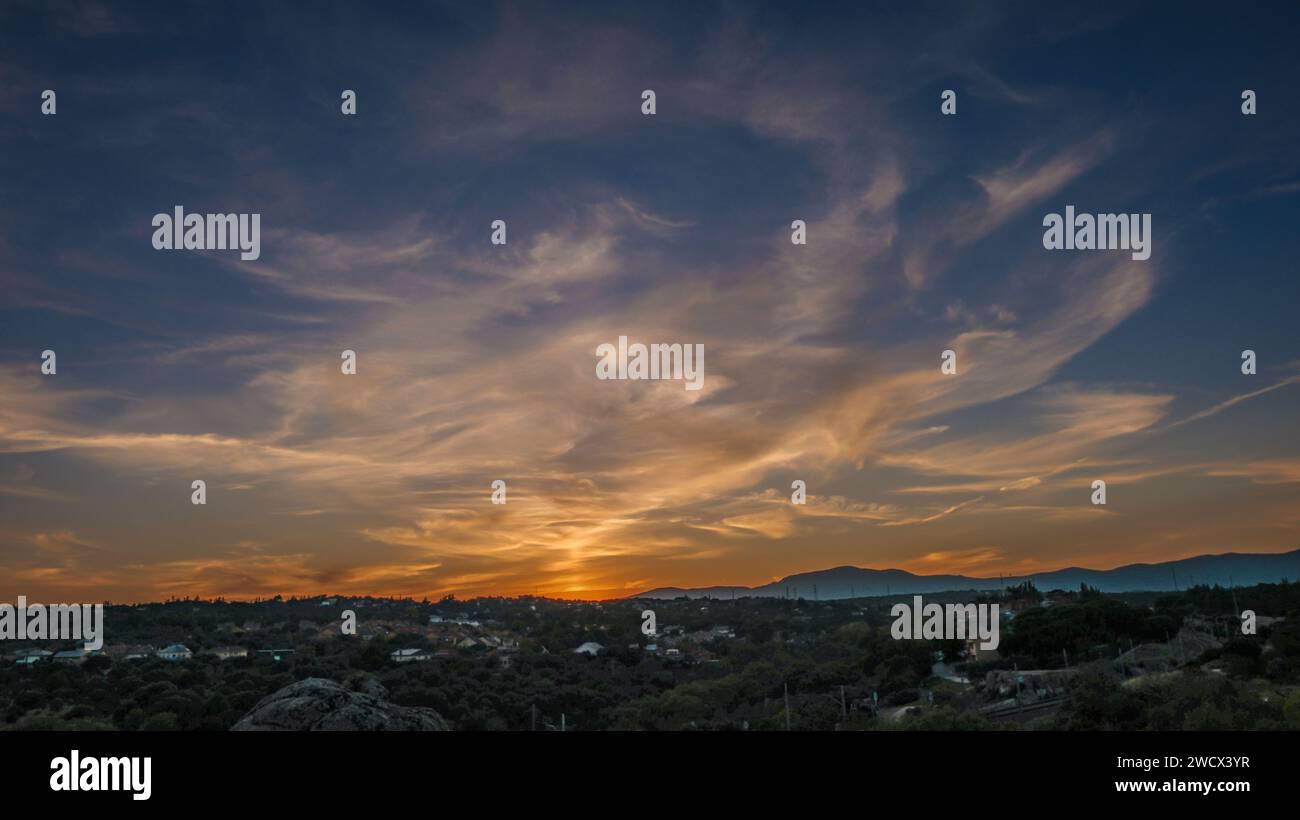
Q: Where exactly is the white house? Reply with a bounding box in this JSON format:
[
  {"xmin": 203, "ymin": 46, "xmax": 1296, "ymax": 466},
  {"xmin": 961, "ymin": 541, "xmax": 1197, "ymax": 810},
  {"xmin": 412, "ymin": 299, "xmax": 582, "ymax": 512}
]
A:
[
  {"xmin": 572, "ymin": 641, "xmax": 604, "ymax": 656},
  {"xmin": 157, "ymin": 644, "xmax": 193, "ymax": 661},
  {"xmin": 391, "ymin": 648, "xmax": 433, "ymax": 663}
]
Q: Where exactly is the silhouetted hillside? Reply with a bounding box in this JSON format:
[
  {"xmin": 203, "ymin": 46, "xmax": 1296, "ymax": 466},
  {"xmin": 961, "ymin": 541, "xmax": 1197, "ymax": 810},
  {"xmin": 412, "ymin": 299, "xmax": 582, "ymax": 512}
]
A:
[{"xmin": 633, "ymin": 548, "xmax": 1300, "ymax": 599}]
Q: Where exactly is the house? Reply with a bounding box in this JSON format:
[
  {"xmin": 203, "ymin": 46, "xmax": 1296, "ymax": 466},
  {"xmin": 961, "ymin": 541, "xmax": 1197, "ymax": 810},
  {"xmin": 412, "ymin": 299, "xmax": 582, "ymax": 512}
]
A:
[
  {"xmin": 358, "ymin": 623, "xmax": 391, "ymax": 641},
  {"xmin": 456, "ymin": 637, "xmax": 479, "ymax": 649},
  {"xmin": 158, "ymin": 644, "xmax": 193, "ymax": 661},
  {"xmin": 390, "ymin": 648, "xmax": 433, "ymax": 663},
  {"xmin": 105, "ymin": 644, "xmax": 155, "ymax": 661},
  {"xmin": 209, "ymin": 646, "xmax": 248, "ymax": 660},
  {"xmin": 53, "ymin": 649, "xmax": 89, "ymax": 665},
  {"xmin": 255, "ymin": 649, "xmax": 294, "ymax": 662},
  {"xmin": 12, "ymin": 649, "xmax": 53, "ymax": 663},
  {"xmin": 572, "ymin": 641, "xmax": 604, "ymax": 656}
]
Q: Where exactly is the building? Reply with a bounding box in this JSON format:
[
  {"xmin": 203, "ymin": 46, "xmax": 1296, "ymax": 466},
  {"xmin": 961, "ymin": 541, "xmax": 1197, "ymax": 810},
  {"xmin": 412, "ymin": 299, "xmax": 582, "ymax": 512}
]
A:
[
  {"xmin": 572, "ymin": 641, "xmax": 604, "ymax": 656},
  {"xmin": 357, "ymin": 624, "xmax": 390, "ymax": 640},
  {"xmin": 209, "ymin": 646, "xmax": 248, "ymax": 660},
  {"xmin": 256, "ymin": 649, "xmax": 295, "ymax": 662},
  {"xmin": 53, "ymin": 649, "xmax": 90, "ymax": 665},
  {"xmin": 391, "ymin": 648, "xmax": 433, "ymax": 663},
  {"xmin": 105, "ymin": 644, "xmax": 155, "ymax": 661},
  {"xmin": 158, "ymin": 644, "xmax": 193, "ymax": 661},
  {"xmin": 12, "ymin": 649, "xmax": 53, "ymax": 665}
]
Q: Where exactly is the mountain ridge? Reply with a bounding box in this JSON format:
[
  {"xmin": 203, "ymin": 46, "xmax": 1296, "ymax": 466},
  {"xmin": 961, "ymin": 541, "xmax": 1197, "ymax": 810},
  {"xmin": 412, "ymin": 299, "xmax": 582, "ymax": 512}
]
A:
[{"xmin": 630, "ymin": 548, "xmax": 1300, "ymax": 600}]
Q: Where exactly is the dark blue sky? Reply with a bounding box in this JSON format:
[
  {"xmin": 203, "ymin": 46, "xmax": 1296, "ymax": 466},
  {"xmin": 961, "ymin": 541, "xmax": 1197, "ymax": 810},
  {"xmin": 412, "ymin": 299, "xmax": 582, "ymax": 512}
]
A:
[{"xmin": 2, "ymin": 1, "xmax": 1299, "ymax": 601}]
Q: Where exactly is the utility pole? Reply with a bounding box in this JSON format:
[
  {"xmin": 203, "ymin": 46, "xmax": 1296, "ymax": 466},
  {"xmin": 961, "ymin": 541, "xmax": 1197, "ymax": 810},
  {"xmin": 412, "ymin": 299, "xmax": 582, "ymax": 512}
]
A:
[
  {"xmin": 840, "ymin": 685, "xmax": 847, "ymax": 721},
  {"xmin": 561, "ymin": 713, "xmax": 566, "ymax": 732},
  {"xmin": 531, "ymin": 703, "xmax": 537, "ymax": 731},
  {"xmin": 784, "ymin": 681, "xmax": 791, "ymax": 731}
]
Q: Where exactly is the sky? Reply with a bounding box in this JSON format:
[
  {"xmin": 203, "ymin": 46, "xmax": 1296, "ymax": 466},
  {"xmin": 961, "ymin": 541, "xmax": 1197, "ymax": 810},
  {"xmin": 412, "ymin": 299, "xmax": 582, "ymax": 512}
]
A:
[{"xmin": 2, "ymin": 1, "xmax": 1299, "ymax": 603}]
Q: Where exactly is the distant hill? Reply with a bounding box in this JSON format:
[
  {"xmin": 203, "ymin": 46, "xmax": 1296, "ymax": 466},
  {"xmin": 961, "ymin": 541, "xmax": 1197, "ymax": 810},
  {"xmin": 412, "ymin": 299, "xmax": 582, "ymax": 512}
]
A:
[{"xmin": 631, "ymin": 548, "xmax": 1300, "ymax": 600}]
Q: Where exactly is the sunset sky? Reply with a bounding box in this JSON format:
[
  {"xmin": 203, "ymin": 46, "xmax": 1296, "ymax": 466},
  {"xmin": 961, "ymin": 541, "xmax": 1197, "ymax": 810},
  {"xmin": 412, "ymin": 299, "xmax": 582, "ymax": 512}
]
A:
[{"xmin": 2, "ymin": 1, "xmax": 1299, "ymax": 603}]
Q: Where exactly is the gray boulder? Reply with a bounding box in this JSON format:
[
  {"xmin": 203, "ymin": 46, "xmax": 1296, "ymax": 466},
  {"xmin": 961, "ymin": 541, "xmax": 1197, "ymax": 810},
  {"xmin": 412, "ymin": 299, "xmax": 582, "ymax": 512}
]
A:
[{"xmin": 231, "ymin": 677, "xmax": 450, "ymax": 731}]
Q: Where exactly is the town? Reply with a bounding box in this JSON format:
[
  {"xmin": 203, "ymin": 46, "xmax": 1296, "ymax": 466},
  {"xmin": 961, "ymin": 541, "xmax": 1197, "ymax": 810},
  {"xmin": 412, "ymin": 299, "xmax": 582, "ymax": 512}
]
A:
[{"xmin": 1, "ymin": 580, "xmax": 1297, "ymax": 731}]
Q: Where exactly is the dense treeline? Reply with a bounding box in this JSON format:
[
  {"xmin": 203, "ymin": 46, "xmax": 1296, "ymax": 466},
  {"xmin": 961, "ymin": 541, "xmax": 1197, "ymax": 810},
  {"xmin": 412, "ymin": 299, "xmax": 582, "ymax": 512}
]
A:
[
  {"xmin": 998, "ymin": 598, "xmax": 1180, "ymax": 667},
  {"xmin": 1058, "ymin": 663, "xmax": 1300, "ymax": 730}
]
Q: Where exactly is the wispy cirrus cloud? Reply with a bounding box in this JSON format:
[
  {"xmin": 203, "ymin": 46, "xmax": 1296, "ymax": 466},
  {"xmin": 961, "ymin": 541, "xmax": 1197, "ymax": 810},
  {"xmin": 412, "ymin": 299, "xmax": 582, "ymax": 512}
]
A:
[{"xmin": 2, "ymin": 1, "xmax": 1298, "ymax": 602}]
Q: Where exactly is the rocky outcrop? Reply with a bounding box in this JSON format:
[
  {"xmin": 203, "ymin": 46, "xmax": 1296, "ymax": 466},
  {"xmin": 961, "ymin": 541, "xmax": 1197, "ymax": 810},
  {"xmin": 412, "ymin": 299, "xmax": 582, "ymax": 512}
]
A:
[{"xmin": 231, "ymin": 677, "xmax": 450, "ymax": 731}]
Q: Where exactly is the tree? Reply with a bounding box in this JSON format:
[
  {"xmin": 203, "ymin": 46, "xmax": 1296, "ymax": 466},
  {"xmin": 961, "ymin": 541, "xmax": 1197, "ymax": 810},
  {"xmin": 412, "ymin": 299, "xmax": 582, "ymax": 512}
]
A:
[{"xmin": 140, "ymin": 711, "xmax": 180, "ymax": 730}]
